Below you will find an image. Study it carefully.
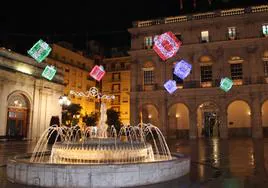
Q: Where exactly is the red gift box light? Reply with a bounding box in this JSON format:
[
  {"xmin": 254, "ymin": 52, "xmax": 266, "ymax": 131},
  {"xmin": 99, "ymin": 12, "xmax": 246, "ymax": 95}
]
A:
[
  {"xmin": 89, "ymin": 65, "xmax": 105, "ymax": 81},
  {"xmin": 153, "ymin": 31, "xmax": 182, "ymax": 61}
]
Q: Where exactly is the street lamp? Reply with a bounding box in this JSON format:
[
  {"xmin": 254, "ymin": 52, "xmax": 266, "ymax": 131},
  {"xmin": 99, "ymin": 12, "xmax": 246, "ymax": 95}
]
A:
[
  {"xmin": 59, "ymin": 95, "xmax": 71, "ymax": 126},
  {"xmin": 59, "ymin": 95, "xmax": 71, "ymax": 106}
]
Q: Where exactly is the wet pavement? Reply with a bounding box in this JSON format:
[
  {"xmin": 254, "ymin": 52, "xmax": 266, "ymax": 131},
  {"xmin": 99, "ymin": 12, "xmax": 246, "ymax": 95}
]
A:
[{"xmin": 1, "ymin": 138, "xmax": 268, "ymax": 187}]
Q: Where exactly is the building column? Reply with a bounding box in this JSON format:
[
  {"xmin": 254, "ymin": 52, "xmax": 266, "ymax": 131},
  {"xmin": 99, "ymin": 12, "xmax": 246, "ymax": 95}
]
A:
[
  {"xmin": 250, "ymin": 94, "xmax": 263, "ymax": 138},
  {"xmin": 0, "ymin": 82, "xmax": 6, "ymax": 137},
  {"xmin": 130, "ymin": 95, "xmax": 138, "ymax": 126},
  {"xmin": 189, "ymin": 108, "xmax": 197, "ymax": 139},
  {"xmin": 219, "ymin": 107, "xmax": 228, "ymax": 139},
  {"xmin": 159, "ymin": 98, "xmax": 168, "ymax": 137}
]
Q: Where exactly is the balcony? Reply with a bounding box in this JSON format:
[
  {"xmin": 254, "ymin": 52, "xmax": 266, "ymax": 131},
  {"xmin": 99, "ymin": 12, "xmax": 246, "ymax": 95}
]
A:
[
  {"xmin": 111, "ymin": 89, "xmax": 120, "ymax": 93},
  {"xmin": 112, "ymin": 78, "xmax": 121, "ymax": 82},
  {"xmin": 134, "ymin": 77, "xmax": 268, "ymax": 92}
]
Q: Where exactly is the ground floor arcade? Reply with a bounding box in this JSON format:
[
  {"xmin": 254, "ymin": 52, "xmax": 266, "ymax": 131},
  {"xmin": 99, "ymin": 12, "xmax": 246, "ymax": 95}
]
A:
[{"xmin": 130, "ymin": 86, "xmax": 268, "ymax": 139}]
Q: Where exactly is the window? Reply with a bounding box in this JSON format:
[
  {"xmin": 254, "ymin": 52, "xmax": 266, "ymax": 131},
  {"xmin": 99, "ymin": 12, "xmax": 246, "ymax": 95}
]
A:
[
  {"xmin": 144, "ymin": 36, "xmax": 153, "ymax": 49},
  {"xmin": 122, "ymin": 97, "xmax": 128, "ymax": 103},
  {"xmin": 111, "ymin": 63, "xmax": 115, "ymax": 70},
  {"xmin": 120, "ymin": 62, "xmax": 125, "ymax": 69},
  {"xmin": 143, "ymin": 70, "xmax": 154, "ymax": 85},
  {"xmin": 230, "ymin": 63, "xmax": 243, "ymax": 80},
  {"xmin": 228, "ymin": 27, "xmax": 236, "ymax": 40},
  {"xmin": 264, "ymin": 61, "xmax": 268, "ymax": 77},
  {"xmin": 172, "ymin": 68, "xmax": 183, "ymax": 85},
  {"xmin": 201, "ymin": 31, "xmax": 209, "ymax": 43},
  {"xmin": 112, "ymin": 84, "xmax": 120, "ymax": 92},
  {"xmin": 201, "ymin": 65, "xmax": 212, "ymax": 83},
  {"xmin": 175, "ymin": 33, "xmax": 182, "ymax": 42},
  {"xmin": 262, "ymin": 24, "xmax": 268, "ymax": 36},
  {"xmin": 112, "ymin": 73, "xmax": 120, "ymax": 81},
  {"xmin": 112, "ymin": 107, "xmax": 120, "ymax": 112},
  {"xmin": 113, "ymin": 95, "xmax": 120, "ymax": 105}
]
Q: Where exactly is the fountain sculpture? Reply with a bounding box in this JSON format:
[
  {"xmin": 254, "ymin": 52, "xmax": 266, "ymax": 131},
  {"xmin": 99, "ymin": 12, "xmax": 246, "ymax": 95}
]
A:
[{"xmin": 7, "ymin": 94, "xmax": 190, "ymax": 187}]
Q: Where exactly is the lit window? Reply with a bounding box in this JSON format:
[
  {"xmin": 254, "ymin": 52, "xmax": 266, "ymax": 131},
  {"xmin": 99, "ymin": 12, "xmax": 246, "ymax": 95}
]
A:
[
  {"xmin": 262, "ymin": 24, "xmax": 268, "ymax": 36},
  {"xmin": 230, "ymin": 63, "xmax": 243, "ymax": 80},
  {"xmin": 264, "ymin": 60, "xmax": 268, "ymax": 77},
  {"xmin": 144, "ymin": 70, "xmax": 154, "ymax": 85},
  {"xmin": 201, "ymin": 31, "xmax": 209, "ymax": 43},
  {"xmin": 228, "ymin": 27, "xmax": 236, "ymax": 40},
  {"xmin": 112, "ymin": 84, "xmax": 120, "ymax": 92},
  {"xmin": 112, "ymin": 73, "xmax": 120, "ymax": 81},
  {"xmin": 144, "ymin": 36, "xmax": 153, "ymax": 49},
  {"xmin": 113, "ymin": 95, "xmax": 120, "ymax": 105}
]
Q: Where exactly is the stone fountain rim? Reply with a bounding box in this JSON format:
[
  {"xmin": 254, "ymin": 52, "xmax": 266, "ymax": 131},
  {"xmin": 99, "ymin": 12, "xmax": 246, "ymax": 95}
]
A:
[{"xmin": 8, "ymin": 152, "xmax": 189, "ymax": 166}]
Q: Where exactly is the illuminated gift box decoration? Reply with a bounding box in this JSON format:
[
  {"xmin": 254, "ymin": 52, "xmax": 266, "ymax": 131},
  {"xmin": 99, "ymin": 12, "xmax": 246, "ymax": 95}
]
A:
[
  {"xmin": 173, "ymin": 60, "xmax": 192, "ymax": 80},
  {"xmin": 27, "ymin": 39, "xmax": 52, "ymax": 63},
  {"xmin": 153, "ymin": 31, "xmax": 182, "ymax": 61},
  {"xmin": 42, "ymin": 65, "xmax": 57, "ymax": 80},
  {"xmin": 220, "ymin": 77, "xmax": 233, "ymax": 92},
  {"xmin": 164, "ymin": 80, "xmax": 177, "ymax": 94},
  {"xmin": 89, "ymin": 65, "xmax": 106, "ymax": 81}
]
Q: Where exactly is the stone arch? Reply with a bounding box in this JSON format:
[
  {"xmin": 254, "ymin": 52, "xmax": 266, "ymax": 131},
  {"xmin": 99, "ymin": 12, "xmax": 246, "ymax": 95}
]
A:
[
  {"xmin": 198, "ymin": 55, "xmax": 214, "ymax": 64},
  {"xmin": 7, "ymin": 90, "xmax": 32, "ymax": 108},
  {"xmin": 168, "ymin": 103, "xmax": 189, "ymax": 138},
  {"xmin": 6, "ymin": 91, "xmax": 32, "ymax": 139},
  {"xmin": 139, "ymin": 103, "xmax": 160, "ymax": 129},
  {"xmin": 261, "ymin": 99, "xmax": 268, "ymax": 137},
  {"xmin": 227, "ymin": 100, "xmax": 251, "ymax": 137},
  {"xmin": 142, "ymin": 60, "xmax": 155, "ymax": 68},
  {"xmin": 196, "ymin": 101, "xmax": 220, "ymax": 138}
]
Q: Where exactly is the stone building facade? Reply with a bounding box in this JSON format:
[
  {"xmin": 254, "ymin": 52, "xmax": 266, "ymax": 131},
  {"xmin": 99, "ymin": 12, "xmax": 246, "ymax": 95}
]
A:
[
  {"xmin": 0, "ymin": 48, "xmax": 64, "ymax": 140},
  {"xmin": 47, "ymin": 43, "xmax": 96, "ymax": 115},
  {"xmin": 128, "ymin": 5, "xmax": 268, "ymax": 139},
  {"xmin": 102, "ymin": 56, "xmax": 131, "ymax": 124}
]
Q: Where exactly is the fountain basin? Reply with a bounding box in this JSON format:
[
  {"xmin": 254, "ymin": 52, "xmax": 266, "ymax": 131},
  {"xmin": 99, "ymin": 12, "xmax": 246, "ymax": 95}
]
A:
[
  {"xmin": 50, "ymin": 140, "xmax": 154, "ymax": 163},
  {"xmin": 7, "ymin": 153, "xmax": 190, "ymax": 188}
]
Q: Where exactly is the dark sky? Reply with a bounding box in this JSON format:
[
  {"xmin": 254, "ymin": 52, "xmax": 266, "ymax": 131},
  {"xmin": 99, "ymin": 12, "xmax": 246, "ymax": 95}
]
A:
[{"xmin": 1, "ymin": 0, "xmax": 267, "ymax": 54}]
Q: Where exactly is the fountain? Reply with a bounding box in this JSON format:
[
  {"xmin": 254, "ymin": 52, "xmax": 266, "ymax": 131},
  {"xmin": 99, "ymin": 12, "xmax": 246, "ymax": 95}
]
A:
[{"xmin": 6, "ymin": 101, "xmax": 190, "ymax": 187}]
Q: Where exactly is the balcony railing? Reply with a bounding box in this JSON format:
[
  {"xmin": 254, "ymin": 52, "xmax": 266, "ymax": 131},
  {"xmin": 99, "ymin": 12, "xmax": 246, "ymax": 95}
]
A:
[
  {"xmin": 112, "ymin": 78, "xmax": 121, "ymax": 82},
  {"xmin": 133, "ymin": 5, "xmax": 268, "ymax": 28},
  {"xmin": 133, "ymin": 77, "xmax": 268, "ymax": 92}
]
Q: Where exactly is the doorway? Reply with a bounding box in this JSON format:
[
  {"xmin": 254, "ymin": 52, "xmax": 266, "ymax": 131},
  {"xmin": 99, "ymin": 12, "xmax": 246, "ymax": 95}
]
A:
[
  {"xmin": 6, "ymin": 93, "xmax": 29, "ymax": 139},
  {"xmin": 203, "ymin": 112, "xmax": 218, "ymax": 138},
  {"xmin": 6, "ymin": 108, "xmax": 28, "ymax": 138}
]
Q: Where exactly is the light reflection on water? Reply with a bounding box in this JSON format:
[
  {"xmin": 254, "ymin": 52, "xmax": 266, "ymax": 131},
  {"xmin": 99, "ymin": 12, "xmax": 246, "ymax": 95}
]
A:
[{"xmin": 1, "ymin": 138, "xmax": 268, "ymax": 188}]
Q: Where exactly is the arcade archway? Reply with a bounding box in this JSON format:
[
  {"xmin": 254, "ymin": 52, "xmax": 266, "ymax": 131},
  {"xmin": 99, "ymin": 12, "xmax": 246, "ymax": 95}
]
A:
[{"xmin": 227, "ymin": 100, "xmax": 251, "ymax": 137}]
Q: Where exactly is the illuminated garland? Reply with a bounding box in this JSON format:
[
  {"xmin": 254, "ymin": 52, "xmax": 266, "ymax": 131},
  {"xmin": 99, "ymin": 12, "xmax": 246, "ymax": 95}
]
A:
[{"xmin": 69, "ymin": 87, "xmax": 115, "ymax": 101}]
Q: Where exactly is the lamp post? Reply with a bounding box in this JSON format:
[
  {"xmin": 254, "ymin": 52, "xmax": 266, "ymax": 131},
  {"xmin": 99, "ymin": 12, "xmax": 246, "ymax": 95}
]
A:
[{"xmin": 59, "ymin": 95, "xmax": 71, "ymax": 125}]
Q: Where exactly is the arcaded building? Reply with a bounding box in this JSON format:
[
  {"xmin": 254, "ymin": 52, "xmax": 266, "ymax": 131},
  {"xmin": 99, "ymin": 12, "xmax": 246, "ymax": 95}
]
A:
[
  {"xmin": 128, "ymin": 4, "xmax": 268, "ymax": 139},
  {"xmin": 0, "ymin": 48, "xmax": 64, "ymax": 140}
]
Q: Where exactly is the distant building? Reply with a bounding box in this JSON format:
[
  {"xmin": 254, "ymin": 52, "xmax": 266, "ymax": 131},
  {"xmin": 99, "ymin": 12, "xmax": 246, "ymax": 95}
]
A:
[
  {"xmin": 128, "ymin": 4, "xmax": 268, "ymax": 139},
  {"xmin": 0, "ymin": 48, "xmax": 64, "ymax": 140},
  {"xmin": 102, "ymin": 56, "xmax": 131, "ymax": 124},
  {"xmin": 47, "ymin": 43, "xmax": 96, "ymax": 115}
]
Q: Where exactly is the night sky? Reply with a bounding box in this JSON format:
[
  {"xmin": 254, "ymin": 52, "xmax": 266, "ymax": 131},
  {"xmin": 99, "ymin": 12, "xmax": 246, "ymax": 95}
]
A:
[{"xmin": 1, "ymin": 0, "xmax": 267, "ymax": 54}]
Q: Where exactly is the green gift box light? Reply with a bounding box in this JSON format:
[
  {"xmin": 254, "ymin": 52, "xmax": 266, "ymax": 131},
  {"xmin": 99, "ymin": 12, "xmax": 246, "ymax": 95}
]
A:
[
  {"xmin": 220, "ymin": 77, "xmax": 233, "ymax": 92},
  {"xmin": 28, "ymin": 39, "xmax": 51, "ymax": 63},
  {"xmin": 42, "ymin": 65, "xmax": 57, "ymax": 80}
]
